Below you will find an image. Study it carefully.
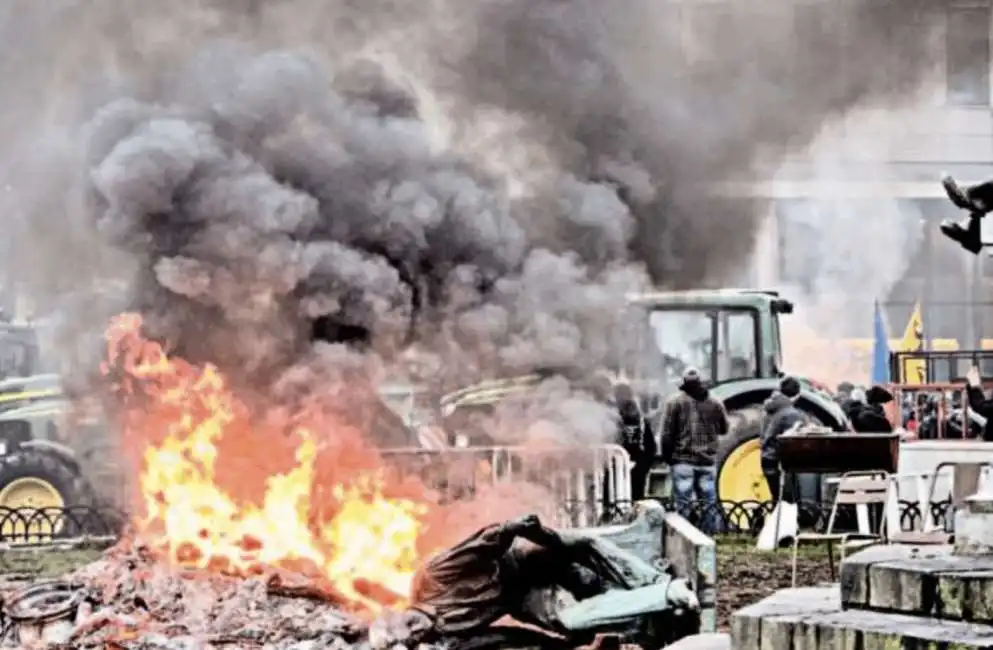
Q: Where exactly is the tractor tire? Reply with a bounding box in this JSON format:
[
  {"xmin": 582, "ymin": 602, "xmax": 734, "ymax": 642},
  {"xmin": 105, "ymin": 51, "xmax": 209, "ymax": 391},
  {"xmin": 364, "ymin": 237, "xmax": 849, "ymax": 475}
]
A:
[
  {"xmin": 716, "ymin": 406, "xmax": 768, "ymax": 506},
  {"xmin": 716, "ymin": 405, "xmax": 828, "ymax": 531},
  {"xmin": 0, "ymin": 447, "xmax": 96, "ymax": 540}
]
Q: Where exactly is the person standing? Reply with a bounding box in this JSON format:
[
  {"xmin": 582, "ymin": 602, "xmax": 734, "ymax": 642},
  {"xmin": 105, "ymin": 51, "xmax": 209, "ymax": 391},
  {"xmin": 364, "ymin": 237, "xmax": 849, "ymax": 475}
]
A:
[
  {"xmin": 966, "ymin": 365, "xmax": 993, "ymax": 441},
  {"xmin": 760, "ymin": 377, "xmax": 804, "ymax": 503},
  {"xmin": 661, "ymin": 367, "xmax": 728, "ymax": 533},
  {"xmin": 614, "ymin": 383, "xmax": 657, "ymax": 502}
]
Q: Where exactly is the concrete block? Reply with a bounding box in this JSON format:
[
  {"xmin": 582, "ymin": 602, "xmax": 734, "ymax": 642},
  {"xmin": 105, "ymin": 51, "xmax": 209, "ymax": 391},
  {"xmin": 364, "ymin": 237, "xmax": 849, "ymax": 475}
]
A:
[
  {"xmin": 663, "ymin": 511, "xmax": 717, "ymax": 634},
  {"xmin": 731, "ymin": 587, "xmax": 993, "ymax": 650},
  {"xmin": 838, "ymin": 542, "xmax": 921, "ymax": 607},
  {"xmin": 665, "ymin": 633, "xmax": 730, "ymax": 650},
  {"xmin": 956, "ymin": 496, "xmax": 993, "ymax": 557},
  {"xmin": 839, "ymin": 544, "xmax": 993, "ymax": 623},
  {"xmin": 732, "ymin": 588, "xmax": 840, "ymax": 650}
]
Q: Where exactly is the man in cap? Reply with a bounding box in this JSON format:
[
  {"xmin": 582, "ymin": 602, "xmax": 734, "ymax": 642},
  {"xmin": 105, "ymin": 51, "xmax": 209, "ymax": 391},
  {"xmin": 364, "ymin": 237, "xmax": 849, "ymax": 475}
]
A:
[
  {"xmin": 849, "ymin": 386, "xmax": 894, "ymax": 433},
  {"xmin": 760, "ymin": 376, "xmax": 805, "ymax": 503},
  {"xmin": 661, "ymin": 367, "xmax": 729, "ymax": 533}
]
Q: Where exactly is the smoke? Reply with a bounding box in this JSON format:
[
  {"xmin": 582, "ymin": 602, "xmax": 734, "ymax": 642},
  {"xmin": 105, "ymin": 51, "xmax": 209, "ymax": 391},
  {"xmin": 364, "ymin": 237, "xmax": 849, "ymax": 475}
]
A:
[
  {"xmin": 772, "ymin": 86, "xmax": 941, "ymax": 386},
  {"xmin": 0, "ymin": 1, "xmax": 944, "ymax": 442}
]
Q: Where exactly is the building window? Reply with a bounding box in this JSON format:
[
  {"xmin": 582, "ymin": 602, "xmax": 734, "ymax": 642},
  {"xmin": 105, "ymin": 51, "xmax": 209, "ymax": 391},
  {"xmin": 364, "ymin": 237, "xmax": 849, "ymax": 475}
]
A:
[{"xmin": 947, "ymin": 4, "xmax": 991, "ymax": 106}]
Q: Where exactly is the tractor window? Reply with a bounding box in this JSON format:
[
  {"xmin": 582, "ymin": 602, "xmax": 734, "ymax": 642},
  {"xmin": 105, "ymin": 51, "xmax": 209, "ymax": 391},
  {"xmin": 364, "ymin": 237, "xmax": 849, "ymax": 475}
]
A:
[
  {"xmin": 720, "ymin": 311, "xmax": 758, "ymax": 379},
  {"xmin": 648, "ymin": 310, "xmax": 715, "ymax": 383},
  {"xmin": 647, "ymin": 308, "xmax": 759, "ymax": 384},
  {"xmin": 769, "ymin": 312, "xmax": 784, "ymax": 374}
]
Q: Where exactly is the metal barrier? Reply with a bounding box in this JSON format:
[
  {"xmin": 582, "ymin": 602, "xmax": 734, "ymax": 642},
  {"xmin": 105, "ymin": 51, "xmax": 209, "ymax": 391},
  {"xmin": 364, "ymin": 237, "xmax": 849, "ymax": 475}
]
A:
[
  {"xmin": 665, "ymin": 498, "xmax": 957, "ymax": 536},
  {"xmin": 0, "ymin": 498, "xmax": 962, "ymax": 544},
  {"xmin": 0, "ymin": 505, "xmax": 123, "ymax": 544},
  {"xmin": 380, "ymin": 444, "xmax": 634, "ymax": 528},
  {"xmin": 887, "ymin": 381, "xmax": 993, "ymax": 439}
]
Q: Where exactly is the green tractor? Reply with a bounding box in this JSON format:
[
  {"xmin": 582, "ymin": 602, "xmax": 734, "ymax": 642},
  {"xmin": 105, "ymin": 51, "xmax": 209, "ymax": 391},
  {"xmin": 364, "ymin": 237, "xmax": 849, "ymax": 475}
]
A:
[
  {"xmin": 439, "ymin": 289, "xmax": 850, "ymax": 508},
  {"xmin": 0, "ymin": 323, "xmax": 111, "ymax": 539}
]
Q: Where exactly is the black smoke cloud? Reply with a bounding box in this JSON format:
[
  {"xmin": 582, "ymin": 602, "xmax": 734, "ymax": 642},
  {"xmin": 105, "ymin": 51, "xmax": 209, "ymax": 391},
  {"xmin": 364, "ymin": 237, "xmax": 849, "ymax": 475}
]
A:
[
  {"xmin": 83, "ymin": 51, "xmax": 644, "ymax": 392},
  {"xmin": 424, "ymin": 0, "xmax": 937, "ymax": 285},
  {"xmin": 0, "ymin": 0, "xmax": 940, "ymax": 398}
]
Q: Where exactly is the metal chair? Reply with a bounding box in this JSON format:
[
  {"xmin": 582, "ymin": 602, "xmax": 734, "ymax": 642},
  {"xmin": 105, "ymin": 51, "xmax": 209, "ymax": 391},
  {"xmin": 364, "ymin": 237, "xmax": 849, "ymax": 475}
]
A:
[
  {"xmin": 791, "ymin": 471, "xmax": 891, "ymax": 587},
  {"xmin": 885, "ymin": 462, "xmax": 988, "ymax": 545}
]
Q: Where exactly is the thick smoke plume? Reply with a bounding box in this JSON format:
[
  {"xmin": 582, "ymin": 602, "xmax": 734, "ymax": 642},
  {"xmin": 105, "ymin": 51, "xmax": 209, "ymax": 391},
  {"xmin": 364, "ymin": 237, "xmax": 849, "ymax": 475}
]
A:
[
  {"xmin": 772, "ymin": 89, "xmax": 939, "ymax": 386},
  {"xmin": 0, "ymin": 1, "xmax": 942, "ymax": 433}
]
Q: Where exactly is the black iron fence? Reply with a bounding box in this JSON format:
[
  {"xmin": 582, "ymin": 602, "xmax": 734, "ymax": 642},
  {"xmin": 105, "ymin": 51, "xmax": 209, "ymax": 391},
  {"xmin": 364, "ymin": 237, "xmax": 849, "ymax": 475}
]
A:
[
  {"xmin": 0, "ymin": 506, "xmax": 123, "ymax": 544},
  {"xmin": 0, "ymin": 500, "xmax": 957, "ymax": 544},
  {"xmin": 655, "ymin": 498, "xmax": 953, "ymax": 536}
]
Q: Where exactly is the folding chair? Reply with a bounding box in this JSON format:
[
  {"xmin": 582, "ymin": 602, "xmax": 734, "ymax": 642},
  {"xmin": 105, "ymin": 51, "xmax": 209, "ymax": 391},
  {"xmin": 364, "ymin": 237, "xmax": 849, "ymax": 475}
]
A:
[{"xmin": 791, "ymin": 471, "xmax": 891, "ymax": 587}]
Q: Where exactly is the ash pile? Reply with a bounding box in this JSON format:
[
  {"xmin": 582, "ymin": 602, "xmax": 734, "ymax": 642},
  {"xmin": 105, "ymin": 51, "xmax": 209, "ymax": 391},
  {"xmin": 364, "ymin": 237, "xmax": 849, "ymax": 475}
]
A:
[{"xmin": 0, "ymin": 514, "xmax": 699, "ymax": 650}]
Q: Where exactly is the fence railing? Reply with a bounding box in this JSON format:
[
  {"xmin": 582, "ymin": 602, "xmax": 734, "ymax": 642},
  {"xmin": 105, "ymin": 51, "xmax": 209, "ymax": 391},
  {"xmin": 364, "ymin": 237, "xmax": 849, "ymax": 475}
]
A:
[
  {"xmin": 0, "ymin": 505, "xmax": 123, "ymax": 544},
  {"xmin": 0, "ymin": 498, "xmax": 953, "ymax": 545},
  {"xmin": 656, "ymin": 498, "xmax": 953, "ymax": 536},
  {"xmin": 381, "ymin": 444, "xmax": 634, "ymax": 528}
]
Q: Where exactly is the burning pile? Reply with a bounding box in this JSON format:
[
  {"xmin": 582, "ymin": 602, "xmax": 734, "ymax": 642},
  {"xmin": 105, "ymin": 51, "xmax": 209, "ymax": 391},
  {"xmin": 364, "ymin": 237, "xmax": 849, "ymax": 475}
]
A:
[
  {"xmin": 100, "ymin": 312, "xmax": 436, "ymax": 613},
  {"xmin": 0, "ymin": 314, "xmax": 461, "ymax": 647},
  {"xmin": 9, "ymin": 542, "xmax": 370, "ymax": 649}
]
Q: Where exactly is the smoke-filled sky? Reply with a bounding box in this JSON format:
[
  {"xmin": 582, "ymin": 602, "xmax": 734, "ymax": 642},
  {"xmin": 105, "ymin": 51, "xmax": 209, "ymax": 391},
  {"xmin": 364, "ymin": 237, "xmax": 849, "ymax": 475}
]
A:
[{"xmin": 0, "ymin": 0, "xmax": 945, "ymax": 416}]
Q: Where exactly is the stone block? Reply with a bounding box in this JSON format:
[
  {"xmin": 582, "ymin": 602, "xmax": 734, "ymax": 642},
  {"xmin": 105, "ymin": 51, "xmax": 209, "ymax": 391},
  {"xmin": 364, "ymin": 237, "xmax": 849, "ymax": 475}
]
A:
[
  {"xmin": 663, "ymin": 511, "xmax": 717, "ymax": 634},
  {"xmin": 731, "ymin": 587, "xmax": 993, "ymax": 650},
  {"xmin": 956, "ymin": 496, "xmax": 993, "ymax": 557},
  {"xmin": 665, "ymin": 633, "xmax": 730, "ymax": 650},
  {"xmin": 839, "ymin": 543, "xmax": 928, "ymax": 608},
  {"xmin": 839, "ymin": 544, "xmax": 993, "ymax": 623}
]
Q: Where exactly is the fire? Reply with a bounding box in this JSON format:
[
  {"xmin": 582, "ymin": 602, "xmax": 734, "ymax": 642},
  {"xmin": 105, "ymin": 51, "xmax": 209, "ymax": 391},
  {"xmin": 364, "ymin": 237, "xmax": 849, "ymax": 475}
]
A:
[{"xmin": 101, "ymin": 313, "xmax": 430, "ymax": 612}]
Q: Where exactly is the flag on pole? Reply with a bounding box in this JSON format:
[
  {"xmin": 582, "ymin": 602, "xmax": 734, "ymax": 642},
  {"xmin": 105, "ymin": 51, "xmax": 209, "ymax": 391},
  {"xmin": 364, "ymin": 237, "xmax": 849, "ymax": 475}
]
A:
[
  {"xmin": 871, "ymin": 301, "xmax": 890, "ymax": 384},
  {"xmin": 899, "ymin": 301, "xmax": 926, "ymax": 385}
]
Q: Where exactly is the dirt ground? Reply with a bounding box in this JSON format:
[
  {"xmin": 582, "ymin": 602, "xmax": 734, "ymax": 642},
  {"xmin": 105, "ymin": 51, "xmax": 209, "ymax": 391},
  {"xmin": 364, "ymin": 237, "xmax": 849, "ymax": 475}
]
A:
[{"xmin": 716, "ymin": 536, "xmax": 835, "ymax": 630}]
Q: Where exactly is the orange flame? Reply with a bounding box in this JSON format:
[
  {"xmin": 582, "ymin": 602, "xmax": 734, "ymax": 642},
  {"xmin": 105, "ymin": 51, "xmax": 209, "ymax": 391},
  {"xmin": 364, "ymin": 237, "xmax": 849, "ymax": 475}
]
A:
[{"xmin": 101, "ymin": 313, "xmax": 429, "ymax": 612}]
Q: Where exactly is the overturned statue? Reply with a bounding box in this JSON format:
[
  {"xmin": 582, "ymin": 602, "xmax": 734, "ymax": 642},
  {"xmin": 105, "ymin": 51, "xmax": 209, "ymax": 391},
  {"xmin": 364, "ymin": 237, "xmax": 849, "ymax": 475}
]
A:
[
  {"xmin": 940, "ymin": 175, "xmax": 993, "ymax": 254},
  {"xmin": 369, "ymin": 514, "xmax": 700, "ymax": 650}
]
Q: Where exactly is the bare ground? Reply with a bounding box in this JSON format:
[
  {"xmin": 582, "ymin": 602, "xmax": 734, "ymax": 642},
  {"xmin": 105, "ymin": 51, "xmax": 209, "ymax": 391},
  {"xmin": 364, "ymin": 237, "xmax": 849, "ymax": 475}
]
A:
[{"xmin": 716, "ymin": 535, "xmax": 835, "ymax": 631}]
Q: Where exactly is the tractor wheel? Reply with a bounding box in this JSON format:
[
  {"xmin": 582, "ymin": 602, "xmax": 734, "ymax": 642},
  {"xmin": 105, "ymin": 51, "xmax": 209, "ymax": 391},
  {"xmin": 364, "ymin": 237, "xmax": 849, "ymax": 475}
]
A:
[
  {"xmin": 0, "ymin": 448, "xmax": 94, "ymax": 541},
  {"xmin": 716, "ymin": 405, "xmax": 829, "ymax": 531},
  {"xmin": 716, "ymin": 406, "xmax": 770, "ymax": 507}
]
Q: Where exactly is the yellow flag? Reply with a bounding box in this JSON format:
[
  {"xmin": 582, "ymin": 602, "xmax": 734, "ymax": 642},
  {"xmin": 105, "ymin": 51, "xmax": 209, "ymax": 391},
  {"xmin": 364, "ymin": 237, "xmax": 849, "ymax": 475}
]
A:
[{"xmin": 899, "ymin": 301, "xmax": 925, "ymax": 385}]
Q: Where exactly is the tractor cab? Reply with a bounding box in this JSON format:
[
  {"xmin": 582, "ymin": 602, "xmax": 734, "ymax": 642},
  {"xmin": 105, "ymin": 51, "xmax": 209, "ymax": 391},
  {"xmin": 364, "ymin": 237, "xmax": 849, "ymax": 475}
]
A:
[
  {"xmin": 622, "ymin": 289, "xmax": 793, "ymax": 392},
  {"xmin": 0, "ymin": 324, "xmax": 41, "ymax": 382}
]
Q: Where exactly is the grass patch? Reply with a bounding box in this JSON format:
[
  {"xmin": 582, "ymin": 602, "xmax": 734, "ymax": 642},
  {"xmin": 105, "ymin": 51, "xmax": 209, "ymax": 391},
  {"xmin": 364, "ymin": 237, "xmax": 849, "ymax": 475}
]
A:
[
  {"xmin": 0, "ymin": 539, "xmax": 113, "ymax": 579},
  {"xmin": 0, "ymin": 548, "xmax": 105, "ymax": 577},
  {"xmin": 715, "ymin": 533, "xmax": 834, "ymax": 558}
]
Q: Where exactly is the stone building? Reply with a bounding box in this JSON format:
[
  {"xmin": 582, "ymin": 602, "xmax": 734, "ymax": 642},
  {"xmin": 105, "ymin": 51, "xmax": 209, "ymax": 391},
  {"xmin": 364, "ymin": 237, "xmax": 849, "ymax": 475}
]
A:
[{"xmin": 705, "ymin": 0, "xmax": 993, "ymax": 352}]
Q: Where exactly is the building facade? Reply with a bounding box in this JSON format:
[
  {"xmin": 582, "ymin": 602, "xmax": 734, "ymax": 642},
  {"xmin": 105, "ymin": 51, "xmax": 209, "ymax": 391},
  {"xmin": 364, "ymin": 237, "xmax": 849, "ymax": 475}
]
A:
[{"xmin": 720, "ymin": 0, "xmax": 993, "ymax": 352}]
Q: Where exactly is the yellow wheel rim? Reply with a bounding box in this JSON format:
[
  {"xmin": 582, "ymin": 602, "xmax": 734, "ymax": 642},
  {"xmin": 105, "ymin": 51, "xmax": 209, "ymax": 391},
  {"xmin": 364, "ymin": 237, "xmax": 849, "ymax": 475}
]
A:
[
  {"xmin": 717, "ymin": 439, "xmax": 770, "ymax": 528},
  {"xmin": 0, "ymin": 477, "xmax": 65, "ymax": 541}
]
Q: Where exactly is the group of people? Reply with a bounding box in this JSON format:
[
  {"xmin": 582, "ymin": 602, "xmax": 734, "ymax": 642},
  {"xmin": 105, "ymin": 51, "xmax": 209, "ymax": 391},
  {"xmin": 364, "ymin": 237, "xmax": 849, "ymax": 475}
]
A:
[
  {"xmin": 833, "ymin": 382, "xmax": 894, "ymax": 433},
  {"xmin": 609, "ymin": 368, "xmax": 729, "ymax": 533},
  {"xmin": 609, "ymin": 366, "xmax": 984, "ymax": 533}
]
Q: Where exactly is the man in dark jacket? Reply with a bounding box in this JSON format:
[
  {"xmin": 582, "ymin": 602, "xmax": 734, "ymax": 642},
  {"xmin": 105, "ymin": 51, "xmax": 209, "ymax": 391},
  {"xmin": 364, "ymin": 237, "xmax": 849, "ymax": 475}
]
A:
[
  {"xmin": 965, "ymin": 366, "xmax": 993, "ymax": 441},
  {"xmin": 851, "ymin": 386, "xmax": 894, "ymax": 433},
  {"xmin": 614, "ymin": 383, "xmax": 658, "ymax": 501},
  {"xmin": 661, "ymin": 368, "xmax": 728, "ymax": 533},
  {"xmin": 760, "ymin": 377, "xmax": 805, "ymax": 503}
]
